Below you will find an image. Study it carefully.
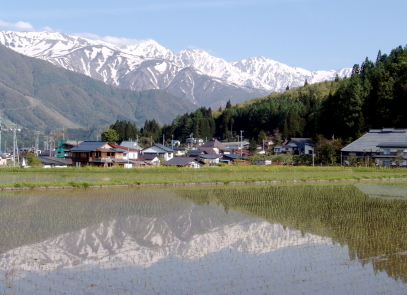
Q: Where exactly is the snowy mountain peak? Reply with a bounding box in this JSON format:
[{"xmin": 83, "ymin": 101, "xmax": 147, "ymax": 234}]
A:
[
  {"xmin": 0, "ymin": 30, "xmax": 352, "ymax": 107},
  {"xmin": 121, "ymin": 39, "xmax": 174, "ymax": 60}
]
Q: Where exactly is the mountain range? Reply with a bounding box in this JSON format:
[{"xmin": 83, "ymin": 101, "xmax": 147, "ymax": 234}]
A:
[
  {"xmin": 0, "ymin": 42, "xmax": 196, "ymax": 129},
  {"xmin": 0, "ymin": 31, "xmax": 352, "ymax": 108}
]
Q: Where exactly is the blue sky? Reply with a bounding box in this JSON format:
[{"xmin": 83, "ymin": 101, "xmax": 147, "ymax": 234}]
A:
[{"xmin": 1, "ymin": 0, "xmax": 406, "ymax": 70}]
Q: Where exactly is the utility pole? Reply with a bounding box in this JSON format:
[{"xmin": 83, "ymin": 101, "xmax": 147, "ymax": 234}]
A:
[
  {"xmin": 240, "ymin": 130, "xmax": 244, "ymax": 156},
  {"xmin": 12, "ymin": 123, "xmax": 18, "ymax": 167},
  {"xmin": 0, "ymin": 114, "xmax": 2, "ymax": 152},
  {"xmin": 35, "ymin": 131, "xmax": 40, "ymax": 156}
]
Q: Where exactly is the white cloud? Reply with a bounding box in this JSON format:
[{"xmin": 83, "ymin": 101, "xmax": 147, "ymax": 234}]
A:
[
  {"xmin": 42, "ymin": 26, "xmax": 54, "ymax": 32},
  {"xmin": 0, "ymin": 20, "xmax": 34, "ymax": 31},
  {"xmin": 74, "ymin": 32, "xmax": 147, "ymax": 46}
]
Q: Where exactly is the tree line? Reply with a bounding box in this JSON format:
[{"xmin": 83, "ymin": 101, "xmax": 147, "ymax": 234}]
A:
[{"xmin": 103, "ymin": 45, "xmax": 407, "ymax": 153}]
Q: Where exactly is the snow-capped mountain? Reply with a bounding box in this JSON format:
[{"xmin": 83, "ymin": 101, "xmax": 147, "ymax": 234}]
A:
[
  {"xmin": 0, "ymin": 30, "xmax": 351, "ymax": 108},
  {"xmin": 232, "ymin": 56, "xmax": 350, "ymax": 92}
]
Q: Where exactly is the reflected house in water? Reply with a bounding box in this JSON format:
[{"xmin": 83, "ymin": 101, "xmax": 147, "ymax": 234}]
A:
[{"xmin": 341, "ymin": 128, "xmax": 407, "ymax": 166}]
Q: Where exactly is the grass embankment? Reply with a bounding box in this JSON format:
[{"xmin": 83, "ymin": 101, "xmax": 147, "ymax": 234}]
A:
[{"xmin": 1, "ymin": 165, "xmax": 407, "ymax": 189}]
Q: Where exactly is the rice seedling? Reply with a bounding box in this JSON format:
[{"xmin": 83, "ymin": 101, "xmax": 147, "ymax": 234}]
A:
[{"xmin": 0, "ymin": 183, "xmax": 406, "ymax": 294}]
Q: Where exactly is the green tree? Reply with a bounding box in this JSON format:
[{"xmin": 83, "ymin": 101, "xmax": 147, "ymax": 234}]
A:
[
  {"xmin": 249, "ymin": 137, "xmax": 258, "ymax": 154},
  {"xmin": 226, "ymin": 99, "xmax": 232, "ymax": 109},
  {"xmin": 26, "ymin": 152, "xmax": 42, "ymax": 167},
  {"xmin": 257, "ymin": 130, "xmax": 267, "ymax": 144},
  {"xmin": 101, "ymin": 129, "xmax": 119, "ymax": 143}
]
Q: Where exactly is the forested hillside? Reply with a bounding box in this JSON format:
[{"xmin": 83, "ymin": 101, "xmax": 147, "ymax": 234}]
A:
[
  {"xmin": 160, "ymin": 45, "xmax": 407, "ymax": 143},
  {"xmin": 0, "ymin": 43, "xmax": 196, "ymax": 130}
]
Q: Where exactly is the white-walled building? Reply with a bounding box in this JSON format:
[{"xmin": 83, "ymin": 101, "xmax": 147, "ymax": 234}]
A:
[{"xmin": 141, "ymin": 143, "xmax": 174, "ymax": 161}]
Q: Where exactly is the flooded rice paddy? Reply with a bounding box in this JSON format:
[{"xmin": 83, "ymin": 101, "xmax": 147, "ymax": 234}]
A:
[{"xmin": 1, "ymin": 182, "xmax": 407, "ymax": 294}]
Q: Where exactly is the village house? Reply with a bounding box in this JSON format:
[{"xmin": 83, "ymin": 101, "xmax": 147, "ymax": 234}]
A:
[
  {"xmin": 274, "ymin": 138, "xmax": 313, "ymax": 155},
  {"xmin": 186, "ymin": 149, "xmax": 206, "ymax": 157},
  {"xmin": 172, "ymin": 146, "xmax": 187, "ymax": 156},
  {"xmin": 137, "ymin": 154, "xmax": 161, "ymax": 166},
  {"xmin": 70, "ymin": 141, "xmax": 127, "ymax": 167},
  {"xmin": 110, "ymin": 144, "xmax": 140, "ymax": 161},
  {"xmin": 0, "ymin": 152, "xmax": 8, "ymax": 166},
  {"xmin": 55, "ymin": 140, "xmax": 81, "ymax": 158},
  {"xmin": 185, "ymin": 137, "xmax": 204, "ymax": 146},
  {"xmin": 341, "ymin": 128, "xmax": 407, "ymax": 165},
  {"xmin": 140, "ymin": 143, "xmax": 174, "ymax": 161},
  {"xmin": 37, "ymin": 156, "xmax": 72, "ymax": 168},
  {"xmin": 199, "ymin": 139, "xmax": 230, "ymax": 155},
  {"xmin": 221, "ymin": 154, "xmax": 249, "ymax": 165},
  {"xmin": 162, "ymin": 157, "xmax": 204, "ymax": 168},
  {"xmin": 199, "ymin": 154, "xmax": 222, "ymax": 166},
  {"xmin": 254, "ymin": 159, "xmax": 272, "ymax": 165},
  {"xmin": 120, "ymin": 141, "xmax": 143, "ymax": 150},
  {"xmin": 372, "ymin": 142, "xmax": 407, "ymax": 167}
]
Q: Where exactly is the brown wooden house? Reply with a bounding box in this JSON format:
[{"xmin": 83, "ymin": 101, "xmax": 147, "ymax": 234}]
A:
[{"xmin": 70, "ymin": 141, "xmax": 127, "ymax": 167}]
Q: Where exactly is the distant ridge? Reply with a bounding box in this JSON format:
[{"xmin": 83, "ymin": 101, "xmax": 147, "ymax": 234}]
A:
[{"xmin": 0, "ymin": 43, "xmax": 196, "ymax": 130}]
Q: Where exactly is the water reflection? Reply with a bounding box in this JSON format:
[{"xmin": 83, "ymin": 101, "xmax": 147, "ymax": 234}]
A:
[
  {"xmin": 0, "ymin": 184, "xmax": 406, "ymax": 294},
  {"xmin": 0, "ymin": 203, "xmax": 330, "ymax": 271},
  {"xmin": 355, "ymin": 183, "xmax": 407, "ymax": 199}
]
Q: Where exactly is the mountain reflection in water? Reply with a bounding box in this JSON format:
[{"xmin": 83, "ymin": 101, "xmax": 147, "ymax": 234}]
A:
[{"xmin": 0, "ymin": 184, "xmax": 406, "ymax": 294}]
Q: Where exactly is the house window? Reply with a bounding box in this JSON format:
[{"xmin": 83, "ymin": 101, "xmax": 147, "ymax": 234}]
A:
[
  {"xmin": 95, "ymin": 151, "xmax": 101, "ymax": 157},
  {"xmin": 384, "ymin": 149, "xmax": 390, "ymax": 155}
]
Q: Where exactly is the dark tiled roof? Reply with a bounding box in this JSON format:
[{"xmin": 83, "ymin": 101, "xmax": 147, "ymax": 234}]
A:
[
  {"xmin": 201, "ymin": 139, "xmax": 229, "ymax": 151},
  {"xmin": 342, "ymin": 129, "xmax": 407, "ymax": 152},
  {"xmin": 70, "ymin": 141, "xmax": 108, "ymax": 152},
  {"xmin": 222, "ymin": 154, "xmax": 248, "ymax": 160},
  {"xmin": 186, "ymin": 150, "xmax": 205, "ymax": 156},
  {"xmin": 163, "ymin": 157, "xmax": 199, "ymax": 166},
  {"xmin": 37, "ymin": 156, "xmax": 72, "ymax": 166},
  {"xmin": 138, "ymin": 154, "xmax": 159, "ymax": 160},
  {"xmin": 153, "ymin": 143, "xmax": 174, "ymax": 152},
  {"xmin": 288, "ymin": 138, "xmax": 313, "ymax": 149},
  {"xmin": 376, "ymin": 142, "xmax": 407, "ymax": 148}
]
